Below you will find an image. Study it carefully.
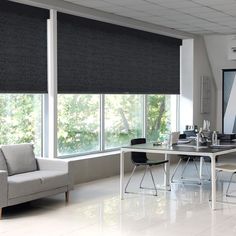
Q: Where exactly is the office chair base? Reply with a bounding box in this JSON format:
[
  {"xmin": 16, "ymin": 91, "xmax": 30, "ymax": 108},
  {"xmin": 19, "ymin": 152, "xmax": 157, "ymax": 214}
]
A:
[
  {"xmin": 171, "ymin": 156, "xmax": 210, "ymax": 185},
  {"xmin": 172, "ymin": 179, "xmax": 202, "ymax": 185},
  {"xmin": 209, "ymin": 172, "xmax": 236, "ymax": 201},
  {"xmin": 125, "ymin": 190, "xmax": 158, "ymax": 196},
  {"xmin": 125, "ymin": 165, "xmax": 158, "ymax": 196}
]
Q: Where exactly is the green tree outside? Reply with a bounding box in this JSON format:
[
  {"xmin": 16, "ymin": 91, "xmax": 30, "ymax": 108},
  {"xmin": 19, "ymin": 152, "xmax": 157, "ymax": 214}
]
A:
[
  {"xmin": 0, "ymin": 94, "xmax": 172, "ymax": 157},
  {"xmin": 0, "ymin": 94, "xmax": 41, "ymax": 155}
]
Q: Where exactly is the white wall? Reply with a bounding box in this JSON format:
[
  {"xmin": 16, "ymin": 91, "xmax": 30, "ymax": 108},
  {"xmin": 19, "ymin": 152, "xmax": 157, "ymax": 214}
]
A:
[
  {"xmin": 193, "ymin": 36, "xmax": 216, "ymax": 130},
  {"xmin": 180, "ymin": 39, "xmax": 194, "ymax": 132},
  {"xmin": 70, "ymin": 153, "xmax": 179, "ymax": 184},
  {"xmin": 180, "ymin": 36, "xmax": 215, "ymax": 132},
  {"xmin": 204, "ymin": 35, "xmax": 236, "ymax": 131},
  {"xmin": 70, "ymin": 154, "xmax": 132, "ymax": 184}
]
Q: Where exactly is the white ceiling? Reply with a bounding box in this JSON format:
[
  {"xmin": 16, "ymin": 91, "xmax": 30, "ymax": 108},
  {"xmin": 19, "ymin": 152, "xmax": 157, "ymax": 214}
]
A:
[{"xmin": 63, "ymin": 0, "xmax": 236, "ymax": 35}]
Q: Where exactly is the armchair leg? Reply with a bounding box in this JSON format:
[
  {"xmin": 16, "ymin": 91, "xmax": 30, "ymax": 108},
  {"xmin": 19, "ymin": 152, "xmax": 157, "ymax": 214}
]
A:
[
  {"xmin": 65, "ymin": 191, "xmax": 70, "ymax": 203},
  {"xmin": 0, "ymin": 208, "xmax": 2, "ymax": 220}
]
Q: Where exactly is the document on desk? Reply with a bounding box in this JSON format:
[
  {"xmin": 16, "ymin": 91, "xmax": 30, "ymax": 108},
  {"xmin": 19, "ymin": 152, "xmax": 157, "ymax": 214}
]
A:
[{"xmin": 177, "ymin": 139, "xmax": 191, "ymax": 144}]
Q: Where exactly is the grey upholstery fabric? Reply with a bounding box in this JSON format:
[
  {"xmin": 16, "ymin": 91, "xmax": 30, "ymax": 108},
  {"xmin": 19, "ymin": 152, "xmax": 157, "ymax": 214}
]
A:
[
  {"xmin": 8, "ymin": 186, "xmax": 68, "ymax": 207},
  {"xmin": 0, "ymin": 153, "xmax": 73, "ymax": 210},
  {"xmin": 0, "ymin": 170, "xmax": 8, "ymax": 207},
  {"xmin": 0, "ymin": 149, "xmax": 7, "ymax": 173},
  {"xmin": 8, "ymin": 170, "xmax": 68, "ymax": 199},
  {"xmin": 36, "ymin": 158, "xmax": 74, "ymax": 191},
  {"xmin": 2, "ymin": 144, "xmax": 37, "ymax": 176}
]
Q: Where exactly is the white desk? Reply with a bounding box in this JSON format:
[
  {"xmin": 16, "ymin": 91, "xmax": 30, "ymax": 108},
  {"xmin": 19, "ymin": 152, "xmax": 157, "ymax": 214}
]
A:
[{"xmin": 120, "ymin": 143, "xmax": 236, "ymax": 210}]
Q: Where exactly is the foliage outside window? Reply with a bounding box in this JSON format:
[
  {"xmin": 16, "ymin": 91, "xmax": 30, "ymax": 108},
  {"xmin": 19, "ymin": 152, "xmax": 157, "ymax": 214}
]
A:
[
  {"xmin": 105, "ymin": 95, "xmax": 143, "ymax": 149},
  {"xmin": 0, "ymin": 94, "xmax": 42, "ymax": 156},
  {"xmin": 57, "ymin": 94, "xmax": 177, "ymax": 157},
  {"xmin": 0, "ymin": 94, "xmax": 177, "ymax": 158},
  {"xmin": 58, "ymin": 94, "xmax": 100, "ymax": 156},
  {"xmin": 147, "ymin": 95, "xmax": 177, "ymax": 142}
]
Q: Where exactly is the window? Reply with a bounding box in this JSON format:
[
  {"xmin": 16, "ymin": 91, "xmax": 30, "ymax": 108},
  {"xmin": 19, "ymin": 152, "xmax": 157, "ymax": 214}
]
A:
[
  {"xmin": 0, "ymin": 94, "xmax": 42, "ymax": 156},
  {"xmin": 57, "ymin": 94, "xmax": 178, "ymax": 157},
  {"xmin": 146, "ymin": 95, "xmax": 177, "ymax": 142},
  {"xmin": 58, "ymin": 94, "xmax": 100, "ymax": 156},
  {"xmin": 105, "ymin": 95, "xmax": 143, "ymax": 149}
]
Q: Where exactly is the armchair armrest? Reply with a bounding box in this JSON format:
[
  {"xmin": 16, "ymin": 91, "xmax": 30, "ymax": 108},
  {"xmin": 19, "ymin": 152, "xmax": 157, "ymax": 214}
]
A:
[
  {"xmin": 0, "ymin": 170, "xmax": 8, "ymax": 208},
  {"xmin": 36, "ymin": 158, "xmax": 74, "ymax": 190},
  {"xmin": 36, "ymin": 157, "xmax": 69, "ymax": 171}
]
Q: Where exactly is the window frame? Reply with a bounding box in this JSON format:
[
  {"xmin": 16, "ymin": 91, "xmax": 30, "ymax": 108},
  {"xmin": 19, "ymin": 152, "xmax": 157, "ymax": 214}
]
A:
[{"xmin": 55, "ymin": 94, "xmax": 179, "ymax": 158}]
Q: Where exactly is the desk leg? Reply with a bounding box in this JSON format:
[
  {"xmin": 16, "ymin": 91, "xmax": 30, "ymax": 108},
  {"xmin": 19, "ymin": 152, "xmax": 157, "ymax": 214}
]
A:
[
  {"xmin": 120, "ymin": 150, "xmax": 125, "ymax": 200},
  {"xmin": 211, "ymin": 156, "xmax": 216, "ymax": 210},
  {"xmin": 199, "ymin": 156, "xmax": 203, "ymax": 179},
  {"xmin": 164, "ymin": 153, "xmax": 170, "ymax": 189}
]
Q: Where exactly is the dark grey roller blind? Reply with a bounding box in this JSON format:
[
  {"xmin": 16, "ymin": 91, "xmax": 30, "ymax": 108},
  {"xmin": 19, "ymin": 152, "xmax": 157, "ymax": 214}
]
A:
[
  {"xmin": 0, "ymin": 0, "xmax": 48, "ymax": 93},
  {"xmin": 58, "ymin": 13, "xmax": 182, "ymax": 94}
]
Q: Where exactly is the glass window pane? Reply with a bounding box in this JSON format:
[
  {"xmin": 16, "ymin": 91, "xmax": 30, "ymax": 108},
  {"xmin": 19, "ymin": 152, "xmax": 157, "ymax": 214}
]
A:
[
  {"xmin": 105, "ymin": 95, "xmax": 143, "ymax": 149},
  {"xmin": 147, "ymin": 95, "xmax": 177, "ymax": 142},
  {"xmin": 58, "ymin": 94, "xmax": 100, "ymax": 156},
  {"xmin": 0, "ymin": 94, "xmax": 42, "ymax": 156}
]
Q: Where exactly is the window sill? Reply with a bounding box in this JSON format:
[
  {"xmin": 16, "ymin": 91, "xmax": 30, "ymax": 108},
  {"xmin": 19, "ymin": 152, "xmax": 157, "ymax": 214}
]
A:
[{"xmin": 58, "ymin": 150, "xmax": 121, "ymax": 162}]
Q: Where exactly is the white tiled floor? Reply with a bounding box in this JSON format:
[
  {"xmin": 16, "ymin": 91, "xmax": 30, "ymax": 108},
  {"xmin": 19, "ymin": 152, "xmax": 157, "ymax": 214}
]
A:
[{"xmin": 2, "ymin": 162, "xmax": 236, "ymax": 236}]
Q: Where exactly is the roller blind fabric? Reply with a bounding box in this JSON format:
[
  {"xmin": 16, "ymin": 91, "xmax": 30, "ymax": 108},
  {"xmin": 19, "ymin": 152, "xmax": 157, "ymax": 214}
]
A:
[
  {"xmin": 0, "ymin": 0, "xmax": 48, "ymax": 93},
  {"xmin": 58, "ymin": 13, "xmax": 182, "ymax": 94}
]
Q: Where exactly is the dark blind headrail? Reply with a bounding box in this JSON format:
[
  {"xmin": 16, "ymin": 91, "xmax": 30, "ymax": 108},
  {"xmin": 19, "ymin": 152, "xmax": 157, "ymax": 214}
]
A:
[
  {"xmin": 0, "ymin": 0, "xmax": 48, "ymax": 93},
  {"xmin": 58, "ymin": 12, "xmax": 181, "ymax": 94}
]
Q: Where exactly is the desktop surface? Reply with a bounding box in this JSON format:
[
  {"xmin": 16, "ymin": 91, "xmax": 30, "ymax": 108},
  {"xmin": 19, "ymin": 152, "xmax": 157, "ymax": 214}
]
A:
[{"xmin": 122, "ymin": 142, "xmax": 236, "ymax": 154}]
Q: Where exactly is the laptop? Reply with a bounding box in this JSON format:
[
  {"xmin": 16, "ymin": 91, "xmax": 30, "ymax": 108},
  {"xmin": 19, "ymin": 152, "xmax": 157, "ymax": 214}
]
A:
[{"xmin": 170, "ymin": 131, "xmax": 180, "ymax": 145}]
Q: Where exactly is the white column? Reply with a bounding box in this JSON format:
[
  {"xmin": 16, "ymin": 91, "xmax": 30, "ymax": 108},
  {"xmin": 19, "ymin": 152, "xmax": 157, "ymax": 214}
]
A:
[
  {"xmin": 120, "ymin": 150, "xmax": 125, "ymax": 200},
  {"xmin": 47, "ymin": 10, "xmax": 58, "ymax": 158},
  {"xmin": 100, "ymin": 94, "xmax": 105, "ymax": 151},
  {"xmin": 179, "ymin": 39, "xmax": 194, "ymax": 132},
  {"xmin": 42, "ymin": 94, "xmax": 49, "ymax": 157},
  {"xmin": 143, "ymin": 95, "xmax": 147, "ymax": 138}
]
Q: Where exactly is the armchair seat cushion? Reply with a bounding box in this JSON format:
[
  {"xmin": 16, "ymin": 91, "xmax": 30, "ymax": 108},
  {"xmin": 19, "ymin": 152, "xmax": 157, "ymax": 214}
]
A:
[{"xmin": 8, "ymin": 170, "xmax": 69, "ymax": 199}]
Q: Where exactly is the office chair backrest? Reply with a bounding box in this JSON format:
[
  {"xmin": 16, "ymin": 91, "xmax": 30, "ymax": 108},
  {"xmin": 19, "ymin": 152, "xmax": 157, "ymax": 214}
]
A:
[
  {"xmin": 184, "ymin": 130, "xmax": 196, "ymax": 137},
  {"xmin": 179, "ymin": 133, "xmax": 187, "ymax": 139},
  {"xmin": 131, "ymin": 138, "xmax": 148, "ymax": 163}
]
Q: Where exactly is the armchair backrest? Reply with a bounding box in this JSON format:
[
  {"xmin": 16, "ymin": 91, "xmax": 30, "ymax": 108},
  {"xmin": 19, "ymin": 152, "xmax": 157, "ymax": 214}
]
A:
[
  {"xmin": 0, "ymin": 149, "xmax": 8, "ymax": 173},
  {"xmin": 1, "ymin": 144, "xmax": 37, "ymax": 176}
]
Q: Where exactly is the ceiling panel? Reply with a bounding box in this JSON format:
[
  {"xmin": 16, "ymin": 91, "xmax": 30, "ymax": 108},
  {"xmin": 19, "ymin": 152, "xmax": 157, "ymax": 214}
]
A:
[
  {"xmin": 222, "ymin": 9, "xmax": 236, "ymax": 16},
  {"xmin": 104, "ymin": 0, "xmax": 144, "ymax": 5},
  {"xmin": 64, "ymin": 0, "xmax": 236, "ymax": 35},
  {"xmin": 150, "ymin": 0, "xmax": 200, "ymax": 8},
  {"xmin": 210, "ymin": 3, "xmax": 236, "ymax": 10},
  {"xmin": 192, "ymin": 0, "xmax": 236, "ymax": 5},
  {"xmin": 179, "ymin": 7, "xmax": 219, "ymax": 14},
  {"xmin": 210, "ymin": 16, "xmax": 236, "ymax": 22}
]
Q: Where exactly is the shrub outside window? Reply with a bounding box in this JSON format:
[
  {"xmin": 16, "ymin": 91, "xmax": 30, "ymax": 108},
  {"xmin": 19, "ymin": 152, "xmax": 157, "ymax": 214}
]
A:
[
  {"xmin": 104, "ymin": 95, "xmax": 143, "ymax": 149},
  {"xmin": 58, "ymin": 94, "xmax": 100, "ymax": 156},
  {"xmin": 0, "ymin": 94, "xmax": 42, "ymax": 156}
]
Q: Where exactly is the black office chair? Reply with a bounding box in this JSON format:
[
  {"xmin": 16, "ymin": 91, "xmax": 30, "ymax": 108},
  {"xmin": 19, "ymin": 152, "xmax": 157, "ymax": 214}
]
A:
[
  {"xmin": 125, "ymin": 138, "xmax": 168, "ymax": 196},
  {"xmin": 171, "ymin": 134, "xmax": 210, "ymax": 184}
]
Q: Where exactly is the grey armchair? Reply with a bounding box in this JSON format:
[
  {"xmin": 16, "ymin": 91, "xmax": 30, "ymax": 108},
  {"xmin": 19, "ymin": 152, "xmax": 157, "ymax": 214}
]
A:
[{"xmin": 0, "ymin": 144, "xmax": 74, "ymax": 219}]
